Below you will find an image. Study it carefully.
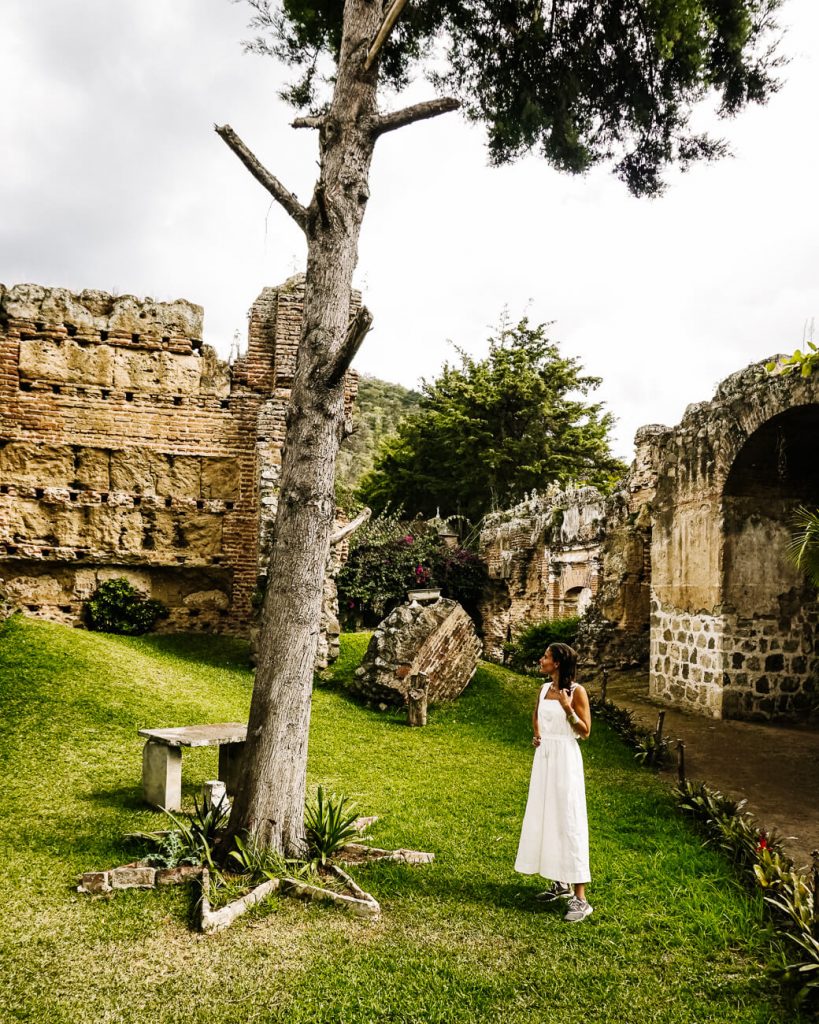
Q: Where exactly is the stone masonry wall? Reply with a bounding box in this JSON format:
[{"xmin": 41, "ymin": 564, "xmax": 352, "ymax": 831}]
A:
[
  {"xmin": 648, "ymin": 360, "xmax": 819, "ymax": 720},
  {"xmin": 478, "ymin": 360, "xmax": 819, "ymax": 722},
  {"xmin": 0, "ymin": 275, "xmax": 357, "ymax": 653},
  {"xmin": 478, "ymin": 486, "xmax": 606, "ymax": 662}
]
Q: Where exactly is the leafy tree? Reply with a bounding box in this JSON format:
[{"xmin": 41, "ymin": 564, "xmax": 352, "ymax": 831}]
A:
[
  {"xmin": 219, "ymin": 0, "xmax": 784, "ymax": 855},
  {"xmin": 358, "ymin": 318, "xmax": 627, "ymax": 523}
]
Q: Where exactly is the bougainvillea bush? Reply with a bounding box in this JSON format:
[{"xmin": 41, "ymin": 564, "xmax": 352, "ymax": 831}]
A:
[{"xmin": 336, "ymin": 513, "xmax": 487, "ymax": 627}]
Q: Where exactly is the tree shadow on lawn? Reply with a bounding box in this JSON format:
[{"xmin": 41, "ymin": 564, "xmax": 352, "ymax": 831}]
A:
[
  {"xmin": 129, "ymin": 633, "xmax": 253, "ymax": 673},
  {"xmin": 354, "ymin": 860, "xmax": 568, "ymax": 916}
]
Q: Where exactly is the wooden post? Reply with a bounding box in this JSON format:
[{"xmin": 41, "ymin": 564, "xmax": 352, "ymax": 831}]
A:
[
  {"xmin": 812, "ymin": 849, "xmax": 819, "ymax": 925},
  {"xmin": 601, "ymin": 665, "xmax": 608, "ymax": 704},
  {"xmin": 676, "ymin": 740, "xmax": 686, "ymax": 785},
  {"xmin": 655, "ymin": 710, "xmax": 665, "ymax": 747},
  {"xmin": 407, "ymin": 673, "xmax": 428, "ymax": 727}
]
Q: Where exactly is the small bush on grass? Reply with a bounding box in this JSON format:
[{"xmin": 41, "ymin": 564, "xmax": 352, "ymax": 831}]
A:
[
  {"xmin": 503, "ymin": 616, "xmax": 580, "ymax": 671},
  {"xmin": 84, "ymin": 577, "xmax": 168, "ymax": 635},
  {"xmin": 134, "ymin": 795, "xmax": 230, "ymax": 870},
  {"xmin": 589, "ymin": 692, "xmax": 674, "ymax": 769}
]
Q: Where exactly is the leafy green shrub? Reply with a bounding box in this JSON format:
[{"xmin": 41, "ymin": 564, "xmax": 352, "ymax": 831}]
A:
[
  {"xmin": 304, "ymin": 785, "xmax": 362, "ymax": 867},
  {"xmin": 132, "ymin": 794, "xmax": 230, "ymax": 870},
  {"xmin": 503, "ymin": 616, "xmax": 580, "ymax": 671},
  {"xmin": 587, "ymin": 692, "xmax": 673, "ymax": 769},
  {"xmin": 84, "ymin": 578, "xmax": 168, "ymax": 635}
]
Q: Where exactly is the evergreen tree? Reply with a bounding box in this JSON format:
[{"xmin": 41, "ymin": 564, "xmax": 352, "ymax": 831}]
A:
[{"xmin": 359, "ymin": 318, "xmax": 626, "ymax": 522}]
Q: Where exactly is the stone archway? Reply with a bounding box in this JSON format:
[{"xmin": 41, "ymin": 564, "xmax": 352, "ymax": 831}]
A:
[
  {"xmin": 720, "ymin": 405, "xmax": 819, "ymax": 718},
  {"xmin": 649, "ymin": 360, "xmax": 819, "ymax": 720}
]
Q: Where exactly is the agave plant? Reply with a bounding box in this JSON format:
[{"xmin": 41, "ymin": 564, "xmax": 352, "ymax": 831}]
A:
[
  {"xmin": 304, "ymin": 785, "xmax": 363, "ymax": 867},
  {"xmin": 788, "ymin": 507, "xmax": 819, "ymax": 589}
]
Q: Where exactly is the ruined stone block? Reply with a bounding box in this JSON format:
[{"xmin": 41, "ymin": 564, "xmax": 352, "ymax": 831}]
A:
[
  {"xmin": 153, "ymin": 456, "xmax": 200, "ymax": 500},
  {"xmin": 79, "ymin": 871, "xmax": 111, "ymax": 894},
  {"xmin": 109, "ymin": 866, "xmax": 157, "ymax": 889},
  {"xmin": 176, "ymin": 514, "xmax": 222, "ymax": 556},
  {"xmin": 155, "ymin": 866, "xmax": 202, "ymax": 886},
  {"xmin": 0, "ymin": 442, "xmax": 74, "ymax": 488},
  {"xmin": 350, "ymin": 598, "xmax": 481, "ymax": 707},
  {"xmin": 73, "ymin": 447, "xmax": 111, "ymax": 490}
]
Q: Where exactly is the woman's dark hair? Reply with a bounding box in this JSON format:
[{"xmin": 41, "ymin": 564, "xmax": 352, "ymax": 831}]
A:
[{"xmin": 547, "ymin": 643, "xmax": 577, "ymax": 690}]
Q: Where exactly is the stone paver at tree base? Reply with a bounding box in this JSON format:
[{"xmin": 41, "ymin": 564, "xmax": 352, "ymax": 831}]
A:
[{"xmin": 596, "ymin": 668, "xmax": 819, "ymax": 868}]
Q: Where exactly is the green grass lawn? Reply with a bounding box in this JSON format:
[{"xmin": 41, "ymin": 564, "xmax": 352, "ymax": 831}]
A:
[{"xmin": 0, "ymin": 615, "xmax": 799, "ymax": 1024}]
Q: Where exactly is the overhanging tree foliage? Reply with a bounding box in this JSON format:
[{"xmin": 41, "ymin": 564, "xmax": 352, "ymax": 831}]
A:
[
  {"xmin": 358, "ymin": 318, "xmax": 627, "ymax": 522},
  {"xmin": 218, "ymin": 0, "xmax": 783, "ymax": 855}
]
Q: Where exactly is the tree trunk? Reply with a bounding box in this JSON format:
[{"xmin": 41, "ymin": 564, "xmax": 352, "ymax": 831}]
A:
[{"xmin": 225, "ymin": 0, "xmax": 381, "ymax": 855}]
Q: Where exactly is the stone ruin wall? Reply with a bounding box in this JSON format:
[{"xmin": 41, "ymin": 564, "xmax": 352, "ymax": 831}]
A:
[
  {"xmin": 0, "ymin": 275, "xmax": 356, "ymax": 662},
  {"xmin": 479, "ymin": 359, "xmax": 819, "ymax": 722},
  {"xmin": 648, "ymin": 361, "xmax": 819, "ymax": 720},
  {"xmin": 478, "ymin": 486, "xmax": 608, "ymax": 662}
]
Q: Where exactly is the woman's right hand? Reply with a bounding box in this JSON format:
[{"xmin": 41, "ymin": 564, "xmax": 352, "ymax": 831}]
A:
[{"xmin": 532, "ymin": 735, "xmax": 541, "ymax": 747}]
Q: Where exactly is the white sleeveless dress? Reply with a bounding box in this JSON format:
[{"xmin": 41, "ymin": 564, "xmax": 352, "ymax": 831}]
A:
[{"xmin": 514, "ymin": 682, "xmax": 591, "ymax": 883}]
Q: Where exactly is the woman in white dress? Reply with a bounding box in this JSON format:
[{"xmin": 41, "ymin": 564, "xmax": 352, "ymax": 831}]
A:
[{"xmin": 514, "ymin": 642, "xmax": 593, "ymax": 922}]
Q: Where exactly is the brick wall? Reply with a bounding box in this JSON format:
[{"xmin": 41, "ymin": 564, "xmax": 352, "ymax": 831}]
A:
[{"xmin": 0, "ymin": 275, "xmax": 357, "ymax": 648}]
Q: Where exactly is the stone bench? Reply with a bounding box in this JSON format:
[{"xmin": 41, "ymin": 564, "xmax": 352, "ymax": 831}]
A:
[{"xmin": 139, "ymin": 723, "xmax": 247, "ymax": 812}]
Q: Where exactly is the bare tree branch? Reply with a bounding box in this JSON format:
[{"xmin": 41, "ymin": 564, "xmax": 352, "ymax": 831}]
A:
[
  {"xmin": 327, "ymin": 306, "xmax": 374, "ymax": 387},
  {"xmin": 330, "ymin": 506, "xmax": 372, "ymax": 546},
  {"xmin": 364, "ymin": 0, "xmax": 410, "ymax": 71},
  {"xmin": 292, "ymin": 115, "xmax": 326, "ymax": 130},
  {"xmin": 215, "ymin": 124, "xmax": 309, "ymax": 232},
  {"xmin": 371, "ymin": 98, "xmax": 461, "ymax": 136}
]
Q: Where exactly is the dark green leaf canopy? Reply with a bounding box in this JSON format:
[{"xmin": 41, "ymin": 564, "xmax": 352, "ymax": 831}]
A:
[
  {"xmin": 356, "ymin": 317, "xmax": 628, "ymax": 522},
  {"xmin": 244, "ymin": 0, "xmax": 782, "ymax": 195}
]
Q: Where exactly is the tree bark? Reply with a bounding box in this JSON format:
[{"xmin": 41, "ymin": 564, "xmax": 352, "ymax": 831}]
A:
[{"xmin": 225, "ymin": 0, "xmax": 382, "ymax": 855}]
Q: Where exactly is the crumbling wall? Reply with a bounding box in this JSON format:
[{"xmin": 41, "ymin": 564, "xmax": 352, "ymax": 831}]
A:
[
  {"xmin": 350, "ymin": 597, "xmax": 482, "ymax": 706},
  {"xmin": 0, "ymin": 276, "xmax": 357, "ymax": 654},
  {"xmin": 648, "ymin": 361, "xmax": 819, "ymax": 720},
  {"xmin": 478, "ymin": 359, "xmax": 819, "ymax": 722},
  {"xmin": 478, "ymin": 486, "xmax": 606, "ymax": 662}
]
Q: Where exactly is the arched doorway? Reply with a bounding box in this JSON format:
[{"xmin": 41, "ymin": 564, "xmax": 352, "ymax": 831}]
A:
[{"xmin": 720, "ymin": 405, "xmax": 819, "ymax": 718}]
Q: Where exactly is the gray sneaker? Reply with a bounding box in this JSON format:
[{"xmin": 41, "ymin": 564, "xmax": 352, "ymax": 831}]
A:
[
  {"xmin": 535, "ymin": 882, "xmax": 573, "ymax": 902},
  {"xmin": 563, "ymin": 897, "xmax": 593, "ymax": 922}
]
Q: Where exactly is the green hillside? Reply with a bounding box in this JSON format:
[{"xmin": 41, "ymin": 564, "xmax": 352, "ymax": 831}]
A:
[{"xmin": 337, "ymin": 373, "xmax": 420, "ymax": 504}]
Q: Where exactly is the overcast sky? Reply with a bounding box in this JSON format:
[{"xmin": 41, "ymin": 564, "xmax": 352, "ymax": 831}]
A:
[{"xmin": 2, "ymin": 1, "xmax": 818, "ymax": 461}]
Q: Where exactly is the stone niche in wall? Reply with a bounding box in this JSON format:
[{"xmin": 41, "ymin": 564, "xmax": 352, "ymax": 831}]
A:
[{"xmin": 0, "ymin": 276, "xmax": 357, "ymax": 659}]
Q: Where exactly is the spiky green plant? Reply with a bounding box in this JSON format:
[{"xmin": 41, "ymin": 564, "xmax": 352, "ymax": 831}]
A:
[
  {"xmin": 788, "ymin": 507, "xmax": 819, "ymax": 588},
  {"xmin": 303, "ymin": 786, "xmax": 362, "ymax": 867}
]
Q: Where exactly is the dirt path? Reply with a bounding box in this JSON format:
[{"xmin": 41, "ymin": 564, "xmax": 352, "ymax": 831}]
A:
[{"xmin": 588, "ymin": 668, "xmax": 819, "ymax": 870}]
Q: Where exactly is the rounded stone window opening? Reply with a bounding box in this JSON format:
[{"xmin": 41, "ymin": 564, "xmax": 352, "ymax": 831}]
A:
[
  {"xmin": 562, "ymin": 585, "xmax": 593, "ymax": 617},
  {"xmin": 721, "ymin": 404, "xmax": 819, "ymax": 720}
]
